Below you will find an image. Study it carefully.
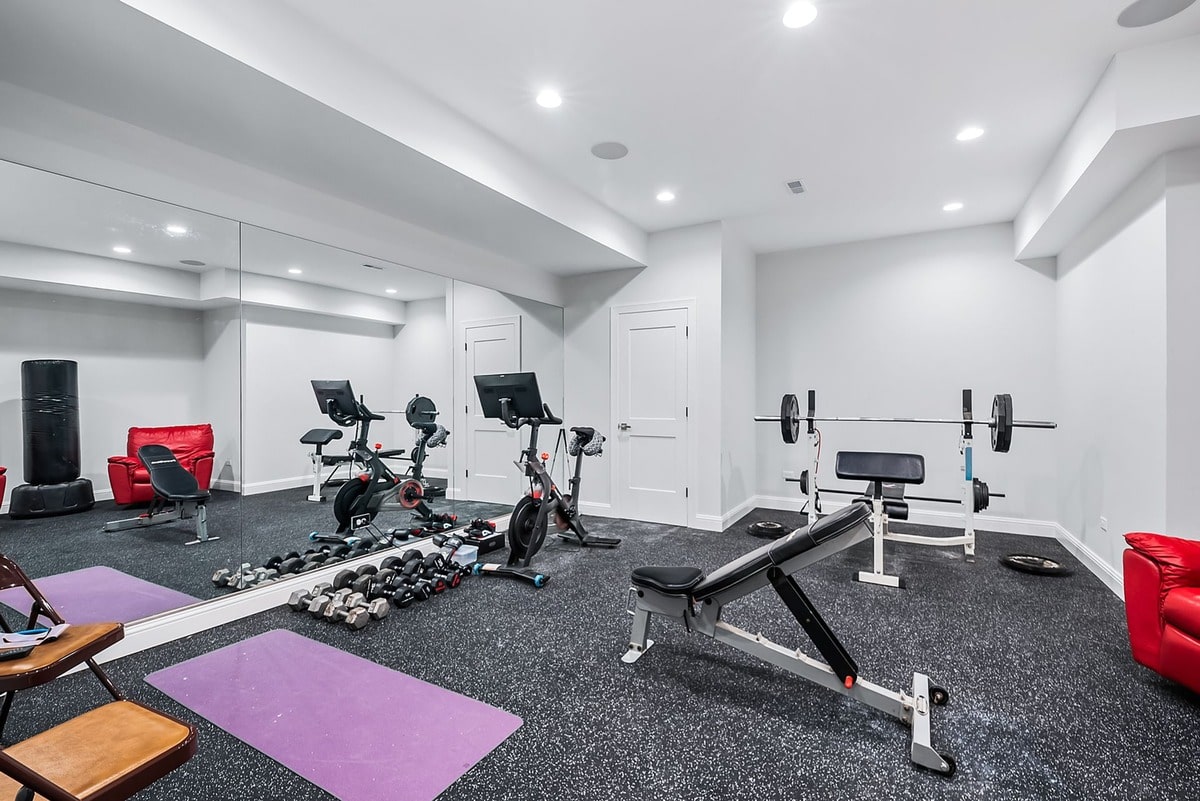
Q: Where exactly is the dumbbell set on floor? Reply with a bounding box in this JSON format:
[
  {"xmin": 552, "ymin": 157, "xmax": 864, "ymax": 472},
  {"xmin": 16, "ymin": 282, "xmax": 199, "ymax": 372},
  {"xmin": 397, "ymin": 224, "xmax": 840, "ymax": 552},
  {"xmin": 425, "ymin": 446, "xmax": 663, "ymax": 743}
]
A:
[
  {"xmin": 214, "ymin": 539, "xmax": 393, "ymax": 590},
  {"xmin": 285, "ymin": 537, "xmax": 469, "ymax": 629}
]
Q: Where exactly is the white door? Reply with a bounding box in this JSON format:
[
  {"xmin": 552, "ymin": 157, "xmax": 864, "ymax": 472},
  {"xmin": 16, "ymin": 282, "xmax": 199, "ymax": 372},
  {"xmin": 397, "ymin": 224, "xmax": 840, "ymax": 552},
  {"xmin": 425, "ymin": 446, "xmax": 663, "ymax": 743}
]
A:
[
  {"xmin": 613, "ymin": 306, "xmax": 689, "ymax": 525},
  {"xmin": 463, "ymin": 317, "xmax": 521, "ymax": 503}
]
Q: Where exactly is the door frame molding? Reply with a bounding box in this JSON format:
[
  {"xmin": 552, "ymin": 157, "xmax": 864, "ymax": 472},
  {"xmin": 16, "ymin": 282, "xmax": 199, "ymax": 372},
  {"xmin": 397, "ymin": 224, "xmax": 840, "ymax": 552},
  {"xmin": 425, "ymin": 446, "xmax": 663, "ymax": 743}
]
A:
[
  {"xmin": 454, "ymin": 314, "xmax": 522, "ymax": 502},
  {"xmin": 609, "ymin": 299, "xmax": 695, "ymax": 525}
]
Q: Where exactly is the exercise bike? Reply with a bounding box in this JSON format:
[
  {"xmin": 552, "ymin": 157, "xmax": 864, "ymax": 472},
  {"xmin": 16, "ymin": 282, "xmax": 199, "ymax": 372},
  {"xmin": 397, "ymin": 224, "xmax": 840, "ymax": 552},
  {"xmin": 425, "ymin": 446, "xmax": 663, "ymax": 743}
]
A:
[
  {"xmin": 402, "ymin": 394, "xmax": 449, "ymax": 498},
  {"xmin": 472, "ymin": 373, "xmax": 619, "ymax": 587},
  {"xmin": 311, "ymin": 381, "xmax": 455, "ymax": 542}
]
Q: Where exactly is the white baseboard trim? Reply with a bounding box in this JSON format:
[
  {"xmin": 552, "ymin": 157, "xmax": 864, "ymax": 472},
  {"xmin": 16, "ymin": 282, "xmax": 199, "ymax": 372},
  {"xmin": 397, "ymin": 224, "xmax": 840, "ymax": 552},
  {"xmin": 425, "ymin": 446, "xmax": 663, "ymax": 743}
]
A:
[
  {"xmin": 578, "ymin": 501, "xmax": 615, "ymax": 517},
  {"xmin": 712, "ymin": 496, "xmax": 757, "ymax": 530},
  {"xmin": 242, "ymin": 475, "xmax": 313, "ymax": 496},
  {"xmin": 1053, "ymin": 523, "xmax": 1123, "ymax": 597}
]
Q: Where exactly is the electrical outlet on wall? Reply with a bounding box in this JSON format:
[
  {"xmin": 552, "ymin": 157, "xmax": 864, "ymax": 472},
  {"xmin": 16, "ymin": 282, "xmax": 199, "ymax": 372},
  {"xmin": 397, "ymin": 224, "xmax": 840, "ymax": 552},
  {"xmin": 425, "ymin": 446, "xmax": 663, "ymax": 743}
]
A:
[{"xmin": 1099, "ymin": 516, "xmax": 1108, "ymax": 532}]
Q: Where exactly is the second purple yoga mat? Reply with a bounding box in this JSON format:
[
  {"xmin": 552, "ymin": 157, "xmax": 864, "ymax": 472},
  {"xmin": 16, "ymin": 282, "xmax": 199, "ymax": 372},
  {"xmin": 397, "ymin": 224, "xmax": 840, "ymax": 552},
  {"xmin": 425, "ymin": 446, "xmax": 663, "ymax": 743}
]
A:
[{"xmin": 145, "ymin": 629, "xmax": 522, "ymax": 801}]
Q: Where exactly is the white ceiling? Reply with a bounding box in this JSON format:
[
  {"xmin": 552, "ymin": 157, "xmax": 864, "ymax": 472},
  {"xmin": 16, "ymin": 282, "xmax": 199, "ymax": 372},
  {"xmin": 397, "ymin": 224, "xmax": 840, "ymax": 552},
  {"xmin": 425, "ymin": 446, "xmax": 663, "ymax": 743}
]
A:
[{"xmin": 269, "ymin": 0, "xmax": 1200, "ymax": 252}]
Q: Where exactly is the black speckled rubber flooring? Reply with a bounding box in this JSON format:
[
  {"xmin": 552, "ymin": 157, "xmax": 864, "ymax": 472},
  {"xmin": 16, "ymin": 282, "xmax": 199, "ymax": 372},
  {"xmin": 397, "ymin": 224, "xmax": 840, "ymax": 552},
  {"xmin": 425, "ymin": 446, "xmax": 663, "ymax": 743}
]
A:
[
  {"xmin": 3, "ymin": 508, "xmax": 1196, "ymax": 800},
  {"xmin": 0, "ymin": 484, "xmax": 510, "ymax": 603}
]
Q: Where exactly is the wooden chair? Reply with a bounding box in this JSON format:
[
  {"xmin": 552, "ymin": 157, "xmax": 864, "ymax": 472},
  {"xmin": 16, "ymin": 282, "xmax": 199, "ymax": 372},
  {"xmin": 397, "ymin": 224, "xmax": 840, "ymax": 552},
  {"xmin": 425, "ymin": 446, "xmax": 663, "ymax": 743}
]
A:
[{"xmin": 0, "ymin": 556, "xmax": 196, "ymax": 800}]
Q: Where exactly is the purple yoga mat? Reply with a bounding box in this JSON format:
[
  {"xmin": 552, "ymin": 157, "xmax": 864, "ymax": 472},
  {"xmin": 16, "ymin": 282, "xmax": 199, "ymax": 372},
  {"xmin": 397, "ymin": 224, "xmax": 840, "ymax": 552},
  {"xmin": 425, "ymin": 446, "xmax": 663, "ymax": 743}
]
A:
[
  {"xmin": 145, "ymin": 629, "xmax": 522, "ymax": 801},
  {"xmin": 0, "ymin": 565, "xmax": 199, "ymax": 624}
]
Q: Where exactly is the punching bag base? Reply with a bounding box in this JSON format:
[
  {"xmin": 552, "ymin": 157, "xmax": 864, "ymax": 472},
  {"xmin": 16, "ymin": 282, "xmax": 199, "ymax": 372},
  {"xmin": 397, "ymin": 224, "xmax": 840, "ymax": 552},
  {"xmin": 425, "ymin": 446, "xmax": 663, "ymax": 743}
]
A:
[{"xmin": 9, "ymin": 479, "xmax": 95, "ymax": 519}]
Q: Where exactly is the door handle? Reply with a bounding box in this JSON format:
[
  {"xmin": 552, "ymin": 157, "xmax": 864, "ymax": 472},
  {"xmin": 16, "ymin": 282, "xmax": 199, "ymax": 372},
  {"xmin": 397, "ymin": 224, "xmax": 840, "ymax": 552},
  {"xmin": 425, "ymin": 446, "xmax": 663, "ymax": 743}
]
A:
[{"xmin": 618, "ymin": 422, "xmax": 632, "ymax": 431}]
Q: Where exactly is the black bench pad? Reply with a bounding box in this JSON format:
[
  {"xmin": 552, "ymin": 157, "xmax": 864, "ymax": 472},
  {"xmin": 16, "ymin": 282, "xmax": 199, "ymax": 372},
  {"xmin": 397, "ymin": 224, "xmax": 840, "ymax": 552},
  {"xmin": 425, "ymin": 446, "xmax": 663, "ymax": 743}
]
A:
[
  {"xmin": 300, "ymin": 428, "xmax": 343, "ymax": 446},
  {"xmin": 836, "ymin": 452, "xmax": 925, "ymax": 485},
  {"xmin": 631, "ymin": 566, "xmax": 704, "ymax": 595},
  {"xmin": 631, "ymin": 503, "xmax": 873, "ymax": 601},
  {"xmin": 138, "ymin": 445, "xmax": 209, "ymax": 503}
]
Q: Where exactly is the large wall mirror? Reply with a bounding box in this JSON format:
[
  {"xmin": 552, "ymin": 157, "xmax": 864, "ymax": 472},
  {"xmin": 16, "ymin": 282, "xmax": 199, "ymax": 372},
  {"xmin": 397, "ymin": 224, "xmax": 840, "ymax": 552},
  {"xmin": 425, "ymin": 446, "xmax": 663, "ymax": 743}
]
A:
[
  {"xmin": 0, "ymin": 159, "xmax": 243, "ymax": 622},
  {"xmin": 0, "ymin": 158, "xmax": 569, "ymax": 636}
]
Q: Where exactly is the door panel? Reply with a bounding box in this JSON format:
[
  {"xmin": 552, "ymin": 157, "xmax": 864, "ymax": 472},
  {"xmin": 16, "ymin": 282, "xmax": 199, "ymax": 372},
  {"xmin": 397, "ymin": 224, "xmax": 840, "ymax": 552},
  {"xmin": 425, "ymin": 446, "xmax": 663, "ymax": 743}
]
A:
[
  {"xmin": 464, "ymin": 318, "xmax": 520, "ymax": 503},
  {"xmin": 614, "ymin": 307, "xmax": 688, "ymax": 525}
]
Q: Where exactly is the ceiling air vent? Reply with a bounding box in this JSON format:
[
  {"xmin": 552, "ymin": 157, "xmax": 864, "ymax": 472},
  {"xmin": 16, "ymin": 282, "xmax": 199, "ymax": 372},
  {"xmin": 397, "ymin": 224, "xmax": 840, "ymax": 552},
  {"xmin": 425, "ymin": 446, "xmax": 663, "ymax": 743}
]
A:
[
  {"xmin": 786, "ymin": 180, "xmax": 806, "ymax": 195},
  {"xmin": 361, "ymin": 263, "xmax": 384, "ymax": 271}
]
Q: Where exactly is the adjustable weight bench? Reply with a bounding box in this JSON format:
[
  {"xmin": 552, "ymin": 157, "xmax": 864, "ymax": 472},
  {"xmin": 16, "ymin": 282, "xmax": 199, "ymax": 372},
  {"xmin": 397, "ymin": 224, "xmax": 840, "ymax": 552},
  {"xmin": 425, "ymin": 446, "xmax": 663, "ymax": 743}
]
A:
[
  {"xmin": 104, "ymin": 445, "xmax": 216, "ymax": 545},
  {"xmin": 622, "ymin": 454, "xmax": 956, "ymax": 775}
]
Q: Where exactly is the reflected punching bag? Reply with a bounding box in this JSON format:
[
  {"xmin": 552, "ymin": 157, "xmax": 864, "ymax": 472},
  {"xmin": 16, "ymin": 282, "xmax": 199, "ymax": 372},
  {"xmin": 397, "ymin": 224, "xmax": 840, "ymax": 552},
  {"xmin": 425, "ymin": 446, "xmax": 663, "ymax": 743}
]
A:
[{"xmin": 9, "ymin": 359, "xmax": 95, "ymax": 518}]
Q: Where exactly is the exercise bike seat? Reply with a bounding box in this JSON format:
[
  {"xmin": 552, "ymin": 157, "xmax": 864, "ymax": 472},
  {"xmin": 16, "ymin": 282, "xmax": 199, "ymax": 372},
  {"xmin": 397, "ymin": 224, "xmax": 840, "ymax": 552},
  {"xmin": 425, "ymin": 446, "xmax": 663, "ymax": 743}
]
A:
[
  {"xmin": 631, "ymin": 566, "xmax": 704, "ymax": 595},
  {"xmin": 300, "ymin": 428, "xmax": 343, "ymax": 447},
  {"xmin": 138, "ymin": 445, "xmax": 210, "ymax": 503},
  {"xmin": 570, "ymin": 426, "xmax": 596, "ymax": 443}
]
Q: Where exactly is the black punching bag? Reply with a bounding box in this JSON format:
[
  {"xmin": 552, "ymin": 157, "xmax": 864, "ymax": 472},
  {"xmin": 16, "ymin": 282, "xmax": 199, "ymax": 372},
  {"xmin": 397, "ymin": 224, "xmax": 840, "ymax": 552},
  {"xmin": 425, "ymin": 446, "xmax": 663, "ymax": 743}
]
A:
[
  {"xmin": 9, "ymin": 359, "xmax": 93, "ymax": 518},
  {"xmin": 22, "ymin": 359, "xmax": 83, "ymax": 484}
]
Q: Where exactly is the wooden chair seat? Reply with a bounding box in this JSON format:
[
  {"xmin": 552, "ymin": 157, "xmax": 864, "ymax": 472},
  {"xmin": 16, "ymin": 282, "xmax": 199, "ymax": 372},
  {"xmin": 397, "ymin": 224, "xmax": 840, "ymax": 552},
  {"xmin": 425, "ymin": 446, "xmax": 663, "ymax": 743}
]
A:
[
  {"xmin": 0, "ymin": 624, "xmax": 124, "ymax": 694},
  {"xmin": 0, "ymin": 701, "xmax": 196, "ymax": 801}
]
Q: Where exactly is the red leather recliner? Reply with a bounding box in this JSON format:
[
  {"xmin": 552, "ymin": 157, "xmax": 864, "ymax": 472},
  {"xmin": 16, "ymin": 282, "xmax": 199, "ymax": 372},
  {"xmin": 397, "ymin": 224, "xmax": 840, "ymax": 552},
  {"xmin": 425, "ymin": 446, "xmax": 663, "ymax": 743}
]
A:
[
  {"xmin": 0, "ymin": 466, "xmax": 6, "ymax": 507},
  {"xmin": 107, "ymin": 425, "xmax": 215, "ymax": 506},
  {"xmin": 1123, "ymin": 532, "xmax": 1200, "ymax": 695}
]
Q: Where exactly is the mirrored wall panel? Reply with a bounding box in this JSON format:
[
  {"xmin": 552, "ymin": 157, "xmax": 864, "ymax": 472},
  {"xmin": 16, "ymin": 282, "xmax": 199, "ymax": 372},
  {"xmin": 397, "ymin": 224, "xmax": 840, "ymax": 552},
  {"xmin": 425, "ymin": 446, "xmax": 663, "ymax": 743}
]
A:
[
  {"xmin": 0, "ymin": 159, "xmax": 243, "ymax": 619},
  {"xmin": 234, "ymin": 224, "xmax": 459, "ymax": 573}
]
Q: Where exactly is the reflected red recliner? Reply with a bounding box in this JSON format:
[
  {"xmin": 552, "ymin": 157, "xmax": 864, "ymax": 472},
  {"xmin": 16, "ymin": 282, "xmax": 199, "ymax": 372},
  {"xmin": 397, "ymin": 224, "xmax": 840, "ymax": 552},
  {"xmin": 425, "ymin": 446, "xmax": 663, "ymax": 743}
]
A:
[
  {"xmin": 107, "ymin": 425, "xmax": 214, "ymax": 506},
  {"xmin": 1123, "ymin": 532, "xmax": 1200, "ymax": 695},
  {"xmin": 0, "ymin": 466, "xmax": 6, "ymax": 508}
]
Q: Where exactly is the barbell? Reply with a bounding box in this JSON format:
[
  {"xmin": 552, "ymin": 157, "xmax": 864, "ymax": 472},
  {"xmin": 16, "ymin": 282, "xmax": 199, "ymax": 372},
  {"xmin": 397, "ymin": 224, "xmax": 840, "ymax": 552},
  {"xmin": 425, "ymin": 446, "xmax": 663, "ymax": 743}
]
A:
[
  {"xmin": 756, "ymin": 391, "xmax": 1056, "ymax": 452},
  {"xmin": 789, "ymin": 470, "xmax": 1003, "ymax": 514}
]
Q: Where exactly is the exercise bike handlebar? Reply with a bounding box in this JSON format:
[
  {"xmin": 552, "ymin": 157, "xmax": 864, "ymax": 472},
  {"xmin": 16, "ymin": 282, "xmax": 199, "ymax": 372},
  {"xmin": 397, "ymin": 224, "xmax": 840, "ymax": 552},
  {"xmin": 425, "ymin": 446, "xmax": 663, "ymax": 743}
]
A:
[{"xmin": 498, "ymin": 398, "xmax": 563, "ymax": 429}]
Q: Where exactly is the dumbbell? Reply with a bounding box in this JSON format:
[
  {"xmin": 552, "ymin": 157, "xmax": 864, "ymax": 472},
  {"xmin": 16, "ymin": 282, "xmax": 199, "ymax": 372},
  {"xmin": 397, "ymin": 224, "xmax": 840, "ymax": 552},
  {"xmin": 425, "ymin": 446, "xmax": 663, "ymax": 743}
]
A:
[
  {"xmin": 345, "ymin": 599, "xmax": 390, "ymax": 630},
  {"xmin": 353, "ymin": 567, "xmax": 398, "ymax": 596},
  {"xmin": 323, "ymin": 592, "xmax": 367, "ymax": 622},
  {"xmin": 212, "ymin": 563, "xmax": 252, "ymax": 587},
  {"xmin": 287, "ymin": 582, "xmax": 333, "ymax": 611},
  {"xmin": 380, "ymin": 550, "xmax": 424, "ymax": 571},
  {"xmin": 333, "ymin": 564, "xmax": 378, "ymax": 590},
  {"xmin": 308, "ymin": 588, "xmax": 354, "ymax": 618}
]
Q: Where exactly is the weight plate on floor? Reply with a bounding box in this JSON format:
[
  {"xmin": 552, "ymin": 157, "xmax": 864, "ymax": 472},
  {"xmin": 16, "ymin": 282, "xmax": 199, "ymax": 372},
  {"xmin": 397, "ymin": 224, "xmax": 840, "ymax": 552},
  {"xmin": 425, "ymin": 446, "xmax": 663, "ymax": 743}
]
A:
[
  {"xmin": 781, "ymin": 393, "xmax": 800, "ymax": 444},
  {"xmin": 747, "ymin": 521, "xmax": 788, "ymax": 539},
  {"xmin": 999, "ymin": 554, "xmax": 1072, "ymax": 576}
]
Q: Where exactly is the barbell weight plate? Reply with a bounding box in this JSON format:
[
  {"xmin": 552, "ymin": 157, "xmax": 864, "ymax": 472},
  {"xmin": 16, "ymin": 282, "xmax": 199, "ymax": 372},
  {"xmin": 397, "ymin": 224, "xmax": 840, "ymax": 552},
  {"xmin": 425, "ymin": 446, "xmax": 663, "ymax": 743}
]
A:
[
  {"xmin": 799, "ymin": 469, "xmax": 809, "ymax": 496},
  {"xmin": 973, "ymin": 478, "xmax": 989, "ymax": 513},
  {"xmin": 991, "ymin": 394, "xmax": 1013, "ymax": 453},
  {"xmin": 781, "ymin": 393, "xmax": 800, "ymax": 445}
]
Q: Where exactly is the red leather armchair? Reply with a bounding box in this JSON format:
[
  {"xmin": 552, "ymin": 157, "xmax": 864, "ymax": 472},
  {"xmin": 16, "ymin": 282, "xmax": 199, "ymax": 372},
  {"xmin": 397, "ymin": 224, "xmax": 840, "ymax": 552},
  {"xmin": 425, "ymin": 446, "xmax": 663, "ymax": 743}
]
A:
[
  {"xmin": 0, "ymin": 467, "xmax": 6, "ymax": 507},
  {"xmin": 1123, "ymin": 532, "xmax": 1200, "ymax": 695},
  {"xmin": 108, "ymin": 425, "xmax": 215, "ymax": 506}
]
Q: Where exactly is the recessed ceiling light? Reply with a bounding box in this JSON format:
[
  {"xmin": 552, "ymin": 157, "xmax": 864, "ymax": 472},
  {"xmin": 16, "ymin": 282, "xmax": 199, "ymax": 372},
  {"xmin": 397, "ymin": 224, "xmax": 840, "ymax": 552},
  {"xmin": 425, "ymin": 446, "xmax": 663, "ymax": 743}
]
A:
[
  {"xmin": 536, "ymin": 88, "xmax": 562, "ymax": 109},
  {"xmin": 112, "ymin": 245, "xmax": 132, "ymax": 254},
  {"xmin": 943, "ymin": 202, "xmax": 964, "ymax": 212},
  {"xmin": 783, "ymin": 2, "xmax": 818, "ymax": 28},
  {"xmin": 1118, "ymin": 0, "xmax": 1196, "ymax": 27},
  {"xmin": 165, "ymin": 224, "xmax": 188, "ymax": 235},
  {"xmin": 288, "ymin": 267, "xmax": 303, "ymax": 275},
  {"xmin": 656, "ymin": 189, "xmax": 676, "ymax": 203},
  {"xmin": 385, "ymin": 288, "xmax": 398, "ymax": 295},
  {"xmin": 591, "ymin": 141, "xmax": 629, "ymax": 160},
  {"xmin": 956, "ymin": 126, "xmax": 985, "ymax": 142}
]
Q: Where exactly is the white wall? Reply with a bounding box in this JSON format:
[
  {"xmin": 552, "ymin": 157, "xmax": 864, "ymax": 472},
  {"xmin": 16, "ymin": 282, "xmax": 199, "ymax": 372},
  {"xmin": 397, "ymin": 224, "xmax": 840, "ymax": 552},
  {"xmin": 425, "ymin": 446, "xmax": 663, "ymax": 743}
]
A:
[
  {"xmin": 393, "ymin": 296, "xmax": 452, "ymax": 479},
  {"xmin": 721, "ymin": 225, "xmax": 757, "ymax": 519},
  {"xmin": 1057, "ymin": 177, "xmax": 1168, "ymax": 576},
  {"xmin": 0, "ymin": 287, "xmax": 208, "ymax": 506},
  {"xmin": 450, "ymin": 281, "xmax": 564, "ymax": 498},
  {"xmin": 241, "ymin": 306, "xmax": 399, "ymax": 493},
  {"xmin": 563, "ymin": 222, "xmax": 724, "ymax": 526},
  {"xmin": 200, "ymin": 306, "xmax": 242, "ymax": 489},
  {"xmin": 756, "ymin": 223, "xmax": 1059, "ymax": 524}
]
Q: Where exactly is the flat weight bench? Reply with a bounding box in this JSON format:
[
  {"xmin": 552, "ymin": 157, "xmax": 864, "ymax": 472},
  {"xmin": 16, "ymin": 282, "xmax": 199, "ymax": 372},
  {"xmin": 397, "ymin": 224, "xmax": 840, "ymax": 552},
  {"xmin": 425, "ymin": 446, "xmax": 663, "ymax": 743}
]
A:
[
  {"xmin": 622, "ymin": 491, "xmax": 956, "ymax": 775},
  {"xmin": 103, "ymin": 445, "xmax": 216, "ymax": 545}
]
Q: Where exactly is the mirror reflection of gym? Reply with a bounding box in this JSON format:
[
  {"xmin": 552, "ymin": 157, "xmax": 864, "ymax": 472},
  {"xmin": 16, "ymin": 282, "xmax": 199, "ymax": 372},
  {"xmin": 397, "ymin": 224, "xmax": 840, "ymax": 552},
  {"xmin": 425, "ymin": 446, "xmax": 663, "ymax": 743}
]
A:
[{"xmin": 0, "ymin": 158, "xmax": 244, "ymax": 620}]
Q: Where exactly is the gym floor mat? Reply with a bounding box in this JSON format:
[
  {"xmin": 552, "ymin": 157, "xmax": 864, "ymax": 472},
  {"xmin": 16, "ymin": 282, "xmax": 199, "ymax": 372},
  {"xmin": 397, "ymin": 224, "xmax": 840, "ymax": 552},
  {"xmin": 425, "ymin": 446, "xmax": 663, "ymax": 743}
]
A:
[
  {"xmin": 0, "ymin": 565, "xmax": 200, "ymax": 624},
  {"xmin": 144, "ymin": 629, "xmax": 522, "ymax": 801}
]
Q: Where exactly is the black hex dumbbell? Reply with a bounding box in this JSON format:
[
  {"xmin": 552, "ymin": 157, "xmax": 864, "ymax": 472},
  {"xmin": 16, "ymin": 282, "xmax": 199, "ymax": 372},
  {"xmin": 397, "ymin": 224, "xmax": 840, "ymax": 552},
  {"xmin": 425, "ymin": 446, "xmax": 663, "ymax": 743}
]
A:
[{"xmin": 333, "ymin": 564, "xmax": 378, "ymax": 591}]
